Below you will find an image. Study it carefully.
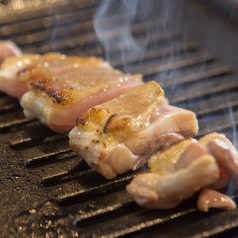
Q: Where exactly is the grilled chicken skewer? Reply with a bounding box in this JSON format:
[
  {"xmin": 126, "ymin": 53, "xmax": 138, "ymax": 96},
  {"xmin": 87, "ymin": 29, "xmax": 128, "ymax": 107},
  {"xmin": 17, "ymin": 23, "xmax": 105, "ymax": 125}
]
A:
[{"xmin": 69, "ymin": 81, "xmax": 199, "ymax": 179}]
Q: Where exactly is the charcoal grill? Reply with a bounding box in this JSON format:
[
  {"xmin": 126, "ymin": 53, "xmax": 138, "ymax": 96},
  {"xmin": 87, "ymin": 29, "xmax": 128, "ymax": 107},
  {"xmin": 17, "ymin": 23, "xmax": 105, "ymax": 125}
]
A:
[{"xmin": 1, "ymin": 0, "xmax": 238, "ymax": 237}]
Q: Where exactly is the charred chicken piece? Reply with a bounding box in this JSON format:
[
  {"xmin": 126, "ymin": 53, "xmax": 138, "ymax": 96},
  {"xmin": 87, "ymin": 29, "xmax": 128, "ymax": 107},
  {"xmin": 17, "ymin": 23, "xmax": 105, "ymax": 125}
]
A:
[
  {"xmin": 18, "ymin": 54, "xmax": 142, "ymax": 133},
  {"xmin": 0, "ymin": 52, "xmax": 142, "ymax": 100},
  {"xmin": 127, "ymin": 132, "xmax": 238, "ymax": 211},
  {"xmin": 148, "ymin": 138, "xmax": 197, "ymax": 174},
  {"xmin": 69, "ymin": 81, "xmax": 199, "ymax": 179}
]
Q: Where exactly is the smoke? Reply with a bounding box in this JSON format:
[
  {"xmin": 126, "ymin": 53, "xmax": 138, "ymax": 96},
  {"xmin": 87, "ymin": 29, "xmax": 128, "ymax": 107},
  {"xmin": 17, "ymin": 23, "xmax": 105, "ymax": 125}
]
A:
[
  {"xmin": 93, "ymin": 0, "xmax": 145, "ymax": 71},
  {"xmin": 93, "ymin": 0, "xmax": 183, "ymax": 82}
]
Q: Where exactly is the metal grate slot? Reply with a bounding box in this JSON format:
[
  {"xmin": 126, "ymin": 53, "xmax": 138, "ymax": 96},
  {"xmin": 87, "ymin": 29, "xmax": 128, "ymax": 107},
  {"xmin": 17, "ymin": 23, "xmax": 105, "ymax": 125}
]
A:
[
  {"xmin": 142, "ymin": 53, "xmax": 215, "ymax": 79},
  {"xmin": 152, "ymin": 197, "xmax": 238, "ymax": 238},
  {"xmin": 74, "ymin": 200, "xmax": 135, "ymax": 226},
  {"xmin": 112, "ymin": 41, "xmax": 198, "ymax": 68},
  {"xmin": 14, "ymin": 19, "xmax": 161, "ymax": 51},
  {"xmin": 87, "ymin": 31, "xmax": 181, "ymax": 59},
  {"xmin": 0, "ymin": 94, "xmax": 18, "ymax": 105},
  {"xmin": 0, "ymin": 1, "xmax": 110, "ymax": 26},
  {"xmin": 39, "ymin": 163, "xmax": 94, "ymax": 187},
  {"xmin": 0, "ymin": 117, "xmax": 36, "ymax": 132},
  {"xmin": 0, "ymin": 3, "xmax": 128, "ymax": 38},
  {"xmin": 55, "ymin": 169, "xmax": 147, "ymax": 206},
  {"xmin": 11, "ymin": 133, "xmax": 67, "ymax": 150},
  {"xmin": 185, "ymin": 90, "xmax": 238, "ymax": 118},
  {"xmin": 198, "ymin": 110, "xmax": 238, "ymax": 136},
  {"xmin": 24, "ymin": 148, "xmax": 74, "ymax": 167},
  {"xmin": 29, "ymin": 30, "xmax": 181, "ymax": 55},
  {"xmin": 167, "ymin": 75, "xmax": 238, "ymax": 104},
  {"xmin": 80, "ymin": 199, "xmax": 199, "ymax": 238},
  {"xmin": 161, "ymin": 65, "xmax": 232, "ymax": 89},
  {"xmin": 0, "ymin": 103, "xmax": 21, "ymax": 114}
]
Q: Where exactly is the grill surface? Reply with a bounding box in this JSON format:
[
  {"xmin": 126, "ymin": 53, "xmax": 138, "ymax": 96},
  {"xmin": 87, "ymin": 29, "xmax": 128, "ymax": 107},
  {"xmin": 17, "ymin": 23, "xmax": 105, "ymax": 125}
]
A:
[{"xmin": 1, "ymin": 0, "xmax": 238, "ymax": 237}]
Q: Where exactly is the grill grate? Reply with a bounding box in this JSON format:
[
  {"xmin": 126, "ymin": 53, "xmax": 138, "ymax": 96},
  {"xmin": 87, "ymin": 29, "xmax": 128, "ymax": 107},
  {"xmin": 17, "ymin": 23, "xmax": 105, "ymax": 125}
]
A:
[{"xmin": 1, "ymin": 0, "xmax": 238, "ymax": 237}]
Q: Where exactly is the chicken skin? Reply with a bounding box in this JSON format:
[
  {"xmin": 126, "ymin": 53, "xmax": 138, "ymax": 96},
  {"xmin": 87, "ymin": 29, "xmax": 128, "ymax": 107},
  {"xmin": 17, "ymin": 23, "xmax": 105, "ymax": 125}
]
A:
[
  {"xmin": 127, "ymin": 132, "xmax": 238, "ymax": 211},
  {"xmin": 16, "ymin": 53, "xmax": 142, "ymax": 133},
  {"xmin": 69, "ymin": 81, "xmax": 198, "ymax": 179}
]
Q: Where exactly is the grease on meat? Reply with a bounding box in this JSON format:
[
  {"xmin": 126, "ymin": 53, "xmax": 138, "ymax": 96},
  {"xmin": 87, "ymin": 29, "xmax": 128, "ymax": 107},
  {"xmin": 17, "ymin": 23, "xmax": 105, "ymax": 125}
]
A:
[
  {"xmin": 69, "ymin": 81, "xmax": 199, "ymax": 179},
  {"xmin": 0, "ymin": 52, "xmax": 142, "ymax": 101},
  {"xmin": 127, "ymin": 132, "xmax": 238, "ymax": 211},
  {"xmin": 126, "ymin": 142, "xmax": 219, "ymax": 209},
  {"xmin": 18, "ymin": 53, "xmax": 142, "ymax": 133}
]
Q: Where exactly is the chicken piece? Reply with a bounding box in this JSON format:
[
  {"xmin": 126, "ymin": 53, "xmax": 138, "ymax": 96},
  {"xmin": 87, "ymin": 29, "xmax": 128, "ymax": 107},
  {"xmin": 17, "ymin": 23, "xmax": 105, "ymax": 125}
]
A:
[
  {"xmin": 126, "ymin": 145, "xmax": 219, "ymax": 209},
  {"xmin": 148, "ymin": 138, "xmax": 197, "ymax": 174},
  {"xmin": 69, "ymin": 81, "xmax": 199, "ymax": 179},
  {"xmin": 0, "ymin": 52, "xmax": 138, "ymax": 100},
  {"xmin": 0, "ymin": 41, "xmax": 21, "ymax": 64},
  {"xmin": 197, "ymin": 188, "xmax": 236, "ymax": 212},
  {"xmin": 127, "ymin": 132, "xmax": 238, "ymax": 211},
  {"xmin": 124, "ymin": 104, "xmax": 198, "ymax": 161},
  {"xmin": 17, "ymin": 54, "xmax": 142, "ymax": 133},
  {"xmin": 199, "ymin": 132, "xmax": 238, "ymax": 187}
]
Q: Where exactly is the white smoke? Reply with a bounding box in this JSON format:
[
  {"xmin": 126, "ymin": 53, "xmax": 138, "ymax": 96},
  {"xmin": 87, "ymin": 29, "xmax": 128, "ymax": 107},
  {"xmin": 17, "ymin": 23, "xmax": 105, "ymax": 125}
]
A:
[{"xmin": 93, "ymin": 0, "xmax": 183, "ymax": 79}]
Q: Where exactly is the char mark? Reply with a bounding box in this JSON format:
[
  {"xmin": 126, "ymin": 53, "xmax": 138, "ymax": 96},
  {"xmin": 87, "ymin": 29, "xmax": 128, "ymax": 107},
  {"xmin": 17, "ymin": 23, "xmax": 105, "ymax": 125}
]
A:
[
  {"xmin": 103, "ymin": 114, "xmax": 117, "ymax": 133},
  {"xmin": 76, "ymin": 108, "xmax": 103, "ymax": 126},
  {"xmin": 30, "ymin": 79, "xmax": 67, "ymax": 103}
]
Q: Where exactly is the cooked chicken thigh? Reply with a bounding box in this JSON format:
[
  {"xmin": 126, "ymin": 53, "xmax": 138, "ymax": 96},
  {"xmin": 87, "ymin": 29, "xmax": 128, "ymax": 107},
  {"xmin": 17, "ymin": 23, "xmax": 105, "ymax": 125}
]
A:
[
  {"xmin": 69, "ymin": 81, "xmax": 199, "ymax": 179},
  {"xmin": 127, "ymin": 143, "xmax": 219, "ymax": 209},
  {"xmin": 0, "ymin": 52, "xmax": 141, "ymax": 101},
  {"xmin": 199, "ymin": 132, "xmax": 238, "ymax": 187},
  {"xmin": 127, "ymin": 132, "xmax": 238, "ymax": 211},
  {"xmin": 17, "ymin": 54, "xmax": 142, "ymax": 133}
]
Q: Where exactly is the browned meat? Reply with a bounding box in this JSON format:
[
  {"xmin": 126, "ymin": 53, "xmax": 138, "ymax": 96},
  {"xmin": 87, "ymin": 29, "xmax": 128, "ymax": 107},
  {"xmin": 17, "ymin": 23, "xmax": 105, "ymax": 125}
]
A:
[
  {"xmin": 69, "ymin": 81, "xmax": 199, "ymax": 179},
  {"xmin": 8, "ymin": 53, "xmax": 142, "ymax": 133},
  {"xmin": 127, "ymin": 132, "xmax": 238, "ymax": 211},
  {"xmin": 148, "ymin": 138, "xmax": 198, "ymax": 174},
  {"xmin": 0, "ymin": 52, "xmax": 142, "ymax": 102},
  {"xmin": 199, "ymin": 132, "xmax": 238, "ymax": 187},
  {"xmin": 126, "ymin": 143, "xmax": 219, "ymax": 209}
]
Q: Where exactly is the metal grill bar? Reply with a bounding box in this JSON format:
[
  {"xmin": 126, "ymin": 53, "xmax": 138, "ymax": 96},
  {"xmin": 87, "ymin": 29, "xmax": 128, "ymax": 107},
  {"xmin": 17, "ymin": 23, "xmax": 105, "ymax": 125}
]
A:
[
  {"xmin": 0, "ymin": 103, "xmax": 21, "ymax": 113},
  {"xmin": 105, "ymin": 209, "xmax": 197, "ymax": 238},
  {"xmin": 24, "ymin": 148, "xmax": 74, "ymax": 167},
  {"xmin": 74, "ymin": 200, "xmax": 135, "ymax": 226},
  {"xmin": 186, "ymin": 91, "xmax": 238, "ymax": 117},
  {"xmin": 40, "ymin": 168, "xmax": 95, "ymax": 187},
  {"xmin": 11, "ymin": 133, "xmax": 67, "ymax": 150},
  {"xmin": 12, "ymin": 19, "xmax": 161, "ymax": 49},
  {"xmin": 168, "ymin": 76, "xmax": 238, "ymax": 104},
  {"xmin": 55, "ymin": 174, "xmax": 136, "ymax": 206},
  {"xmin": 143, "ymin": 53, "xmax": 215, "ymax": 78},
  {"xmin": 198, "ymin": 110, "xmax": 238, "ymax": 135},
  {"xmin": 112, "ymin": 41, "xmax": 198, "ymax": 68},
  {"xmin": 0, "ymin": 117, "xmax": 35, "ymax": 131},
  {"xmin": 161, "ymin": 65, "xmax": 232, "ymax": 88}
]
